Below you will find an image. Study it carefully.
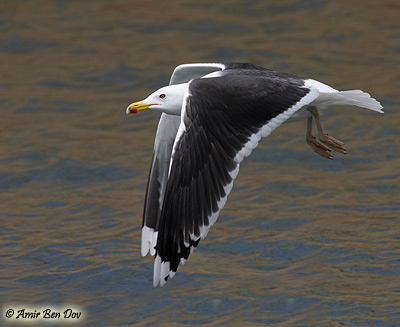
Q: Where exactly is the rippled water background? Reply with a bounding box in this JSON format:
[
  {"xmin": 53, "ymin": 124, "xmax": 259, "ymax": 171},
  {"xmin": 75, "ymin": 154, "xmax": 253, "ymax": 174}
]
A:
[{"xmin": 1, "ymin": 1, "xmax": 400, "ymax": 326}]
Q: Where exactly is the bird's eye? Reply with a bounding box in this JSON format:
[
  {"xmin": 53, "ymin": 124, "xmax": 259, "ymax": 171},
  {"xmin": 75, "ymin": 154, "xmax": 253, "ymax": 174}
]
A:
[{"xmin": 159, "ymin": 94, "xmax": 166, "ymax": 99}]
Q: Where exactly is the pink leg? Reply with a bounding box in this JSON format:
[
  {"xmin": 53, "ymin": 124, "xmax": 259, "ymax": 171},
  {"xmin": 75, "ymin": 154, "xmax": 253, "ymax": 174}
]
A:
[
  {"xmin": 306, "ymin": 116, "xmax": 333, "ymax": 160},
  {"xmin": 306, "ymin": 107, "xmax": 347, "ymax": 159},
  {"xmin": 311, "ymin": 107, "xmax": 347, "ymax": 154}
]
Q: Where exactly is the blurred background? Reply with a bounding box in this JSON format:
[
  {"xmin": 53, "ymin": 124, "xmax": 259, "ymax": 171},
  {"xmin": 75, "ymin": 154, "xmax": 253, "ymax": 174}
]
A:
[{"xmin": 1, "ymin": 0, "xmax": 399, "ymax": 326}]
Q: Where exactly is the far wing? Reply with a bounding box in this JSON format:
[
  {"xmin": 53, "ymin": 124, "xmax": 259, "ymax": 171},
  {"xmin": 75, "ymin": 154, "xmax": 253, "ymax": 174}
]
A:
[
  {"xmin": 153, "ymin": 73, "xmax": 320, "ymax": 286},
  {"xmin": 141, "ymin": 113, "xmax": 180, "ymax": 256},
  {"xmin": 141, "ymin": 63, "xmax": 226, "ymax": 256},
  {"xmin": 169, "ymin": 63, "xmax": 225, "ymax": 85}
]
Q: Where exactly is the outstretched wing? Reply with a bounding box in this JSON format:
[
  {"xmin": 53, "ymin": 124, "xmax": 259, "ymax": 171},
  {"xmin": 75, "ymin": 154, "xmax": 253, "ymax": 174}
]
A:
[
  {"xmin": 141, "ymin": 64, "xmax": 226, "ymax": 256},
  {"xmin": 153, "ymin": 70, "xmax": 320, "ymax": 286}
]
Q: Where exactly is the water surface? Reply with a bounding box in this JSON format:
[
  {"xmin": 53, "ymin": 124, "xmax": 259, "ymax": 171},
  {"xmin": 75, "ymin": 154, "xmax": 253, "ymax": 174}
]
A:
[{"xmin": 1, "ymin": 0, "xmax": 400, "ymax": 326}]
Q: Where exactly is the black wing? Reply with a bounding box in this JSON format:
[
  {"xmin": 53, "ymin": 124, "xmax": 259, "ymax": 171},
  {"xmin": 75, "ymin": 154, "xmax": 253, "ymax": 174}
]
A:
[{"xmin": 153, "ymin": 69, "xmax": 320, "ymax": 286}]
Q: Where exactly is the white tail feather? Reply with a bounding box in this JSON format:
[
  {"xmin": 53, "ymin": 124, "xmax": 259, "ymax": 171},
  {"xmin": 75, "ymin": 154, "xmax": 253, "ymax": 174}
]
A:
[
  {"xmin": 337, "ymin": 90, "xmax": 383, "ymax": 113},
  {"xmin": 313, "ymin": 90, "xmax": 383, "ymax": 113}
]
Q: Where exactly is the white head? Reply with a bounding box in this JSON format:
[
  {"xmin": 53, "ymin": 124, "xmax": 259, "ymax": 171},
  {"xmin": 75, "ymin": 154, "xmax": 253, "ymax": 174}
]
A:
[{"xmin": 126, "ymin": 83, "xmax": 188, "ymax": 116}]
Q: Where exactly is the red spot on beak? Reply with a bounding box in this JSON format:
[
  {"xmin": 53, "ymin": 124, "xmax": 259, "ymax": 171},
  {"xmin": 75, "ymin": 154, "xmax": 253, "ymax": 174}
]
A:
[{"xmin": 130, "ymin": 108, "xmax": 138, "ymax": 114}]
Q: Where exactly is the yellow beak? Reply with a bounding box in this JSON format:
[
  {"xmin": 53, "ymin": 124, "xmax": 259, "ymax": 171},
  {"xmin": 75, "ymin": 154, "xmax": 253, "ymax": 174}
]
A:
[{"xmin": 126, "ymin": 100, "xmax": 152, "ymax": 114}]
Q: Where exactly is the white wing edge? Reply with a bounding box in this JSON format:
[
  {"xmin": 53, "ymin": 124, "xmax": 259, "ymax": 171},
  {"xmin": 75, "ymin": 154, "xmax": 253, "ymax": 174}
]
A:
[{"xmin": 141, "ymin": 226, "xmax": 158, "ymax": 256}]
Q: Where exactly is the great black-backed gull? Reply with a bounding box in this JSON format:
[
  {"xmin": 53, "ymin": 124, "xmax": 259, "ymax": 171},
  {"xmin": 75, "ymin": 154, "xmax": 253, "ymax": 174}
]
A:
[{"xmin": 126, "ymin": 62, "xmax": 383, "ymax": 287}]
